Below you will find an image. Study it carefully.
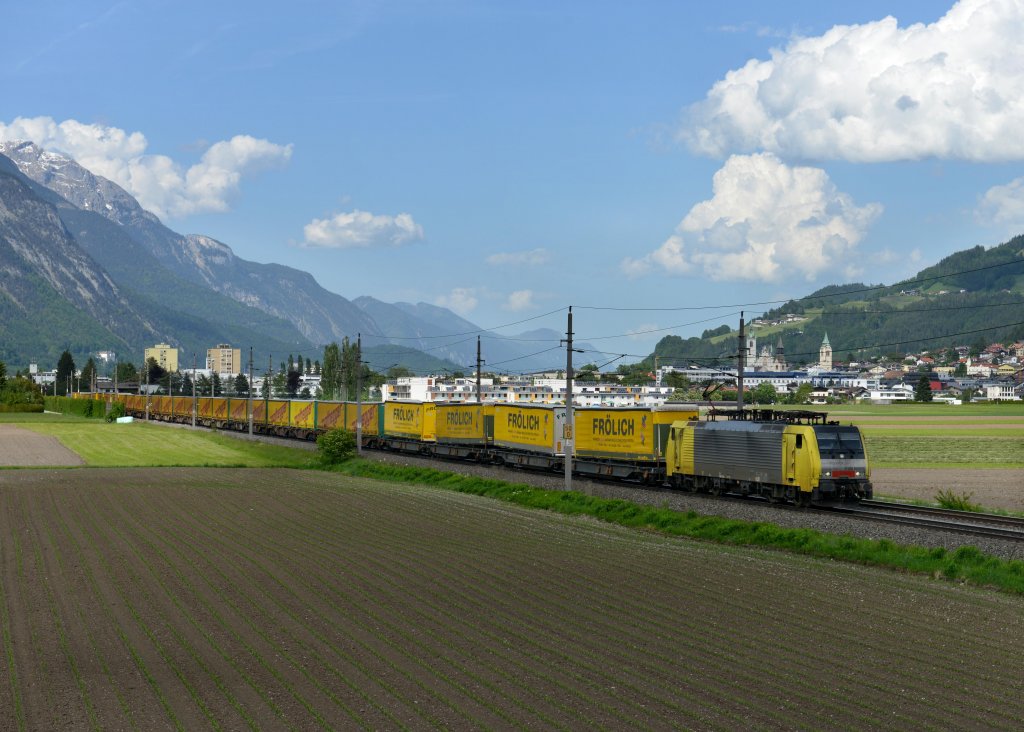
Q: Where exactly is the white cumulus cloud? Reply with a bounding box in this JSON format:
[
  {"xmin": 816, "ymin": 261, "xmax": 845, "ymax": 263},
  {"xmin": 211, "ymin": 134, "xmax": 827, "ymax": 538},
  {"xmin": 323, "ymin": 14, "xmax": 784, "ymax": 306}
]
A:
[
  {"xmin": 0, "ymin": 116, "xmax": 292, "ymax": 219},
  {"xmin": 680, "ymin": 0, "xmax": 1024, "ymax": 162},
  {"xmin": 486, "ymin": 248, "xmax": 550, "ymax": 266},
  {"xmin": 622, "ymin": 153, "xmax": 882, "ymax": 283},
  {"xmin": 302, "ymin": 210, "xmax": 424, "ymax": 249},
  {"xmin": 503, "ymin": 289, "xmax": 536, "ymax": 311},
  {"xmin": 977, "ymin": 176, "xmax": 1024, "ymax": 227},
  {"xmin": 434, "ymin": 287, "xmax": 479, "ymax": 315}
]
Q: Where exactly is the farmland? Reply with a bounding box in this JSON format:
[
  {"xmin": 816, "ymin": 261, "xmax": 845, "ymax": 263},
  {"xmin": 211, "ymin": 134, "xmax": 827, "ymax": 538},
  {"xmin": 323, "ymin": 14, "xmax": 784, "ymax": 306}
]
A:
[
  {"xmin": 15, "ymin": 416, "xmax": 313, "ymax": 468},
  {"xmin": 2, "ymin": 467, "xmax": 1024, "ymax": 730}
]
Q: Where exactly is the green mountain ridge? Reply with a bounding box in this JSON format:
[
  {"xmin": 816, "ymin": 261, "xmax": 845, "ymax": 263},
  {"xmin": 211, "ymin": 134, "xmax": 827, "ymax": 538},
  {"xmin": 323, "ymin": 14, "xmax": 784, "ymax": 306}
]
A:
[{"xmin": 649, "ymin": 235, "xmax": 1024, "ymax": 370}]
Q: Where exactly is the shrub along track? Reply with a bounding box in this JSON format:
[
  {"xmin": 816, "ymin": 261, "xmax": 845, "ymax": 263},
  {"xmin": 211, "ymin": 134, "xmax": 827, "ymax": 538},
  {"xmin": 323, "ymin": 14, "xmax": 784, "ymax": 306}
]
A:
[{"xmin": 1, "ymin": 467, "xmax": 1024, "ymax": 730}]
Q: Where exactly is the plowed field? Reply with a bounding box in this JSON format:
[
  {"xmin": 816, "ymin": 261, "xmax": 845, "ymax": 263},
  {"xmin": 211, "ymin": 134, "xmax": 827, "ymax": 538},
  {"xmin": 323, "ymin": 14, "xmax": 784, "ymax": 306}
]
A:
[{"xmin": 2, "ymin": 467, "xmax": 1023, "ymax": 730}]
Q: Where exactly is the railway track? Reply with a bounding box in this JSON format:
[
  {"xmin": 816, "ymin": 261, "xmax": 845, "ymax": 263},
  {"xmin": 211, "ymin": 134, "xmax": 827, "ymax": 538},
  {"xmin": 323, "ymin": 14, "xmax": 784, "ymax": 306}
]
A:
[{"xmin": 816, "ymin": 500, "xmax": 1024, "ymax": 542}]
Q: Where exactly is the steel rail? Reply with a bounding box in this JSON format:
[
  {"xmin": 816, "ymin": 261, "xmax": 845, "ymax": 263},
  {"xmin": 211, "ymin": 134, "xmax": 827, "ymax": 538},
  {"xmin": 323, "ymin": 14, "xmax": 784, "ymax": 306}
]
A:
[
  {"xmin": 815, "ymin": 504, "xmax": 1024, "ymax": 542},
  {"xmin": 859, "ymin": 500, "xmax": 1024, "ymax": 529}
]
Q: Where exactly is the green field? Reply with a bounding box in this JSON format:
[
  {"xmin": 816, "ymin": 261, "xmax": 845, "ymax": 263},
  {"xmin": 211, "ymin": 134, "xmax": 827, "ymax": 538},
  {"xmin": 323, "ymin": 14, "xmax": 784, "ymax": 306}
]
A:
[
  {"xmin": 13, "ymin": 415, "xmax": 313, "ymax": 468},
  {"xmin": 778, "ymin": 402, "xmax": 1024, "ymax": 418},
  {"xmin": 864, "ymin": 433, "xmax": 1024, "ymax": 468}
]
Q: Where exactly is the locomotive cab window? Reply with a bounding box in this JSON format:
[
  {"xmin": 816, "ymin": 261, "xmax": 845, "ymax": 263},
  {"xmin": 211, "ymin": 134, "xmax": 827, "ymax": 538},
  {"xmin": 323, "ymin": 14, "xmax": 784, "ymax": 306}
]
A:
[
  {"xmin": 795, "ymin": 435, "xmax": 802, "ymax": 448},
  {"xmin": 813, "ymin": 426, "xmax": 865, "ymax": 458}
]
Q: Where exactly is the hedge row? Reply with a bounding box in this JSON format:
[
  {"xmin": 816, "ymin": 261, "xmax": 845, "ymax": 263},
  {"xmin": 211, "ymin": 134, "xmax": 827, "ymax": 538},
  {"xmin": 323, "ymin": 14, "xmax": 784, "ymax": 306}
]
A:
[
  {"xmin": 0, "ymin": 404, "xmax": 44, "ymax": 413},
  {"xmin": 44, "ymin": 396, "xmax": 109, "ymax": 419}
]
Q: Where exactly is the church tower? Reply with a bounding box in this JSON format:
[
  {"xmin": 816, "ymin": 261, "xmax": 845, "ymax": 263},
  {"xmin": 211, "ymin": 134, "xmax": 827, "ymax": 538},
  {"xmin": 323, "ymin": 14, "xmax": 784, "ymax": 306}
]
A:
[
  {"xmin": 819, "ymin": 333, "xmax": 833, "ymax": 370},
  {"xmin": 776, "ymin": 336, "xmax": 786, "ymax": 371}
]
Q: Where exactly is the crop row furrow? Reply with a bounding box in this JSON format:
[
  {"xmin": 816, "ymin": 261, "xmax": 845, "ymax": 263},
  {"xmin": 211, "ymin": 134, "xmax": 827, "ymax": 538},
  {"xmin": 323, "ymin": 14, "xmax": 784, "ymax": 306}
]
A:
[
  {"xmin": 178, "ymin": 480, "xmax": 540, "ymax": 730},
  {"xmin": 286, "ymin": 484, "xmax": 771, "ymax": 729},
  {"xmin": 290, "ymin": 479, "xmax": 872, "ymax": 728},
  {"xmin": 83, "ymin": 487, "xmax": 288, "ymax": 732},
  {"xmin": 130, "ymin": 481, "xmax": 457, "ymax": 730},
  {"xmin": 105, "ymin": 484, "xmax": 355, "ymax": 732},
  {"xmin": 9, "ymin": 493, "xmax": 64, "ymax": 725},
  {"xmin": 253, "ymin": 479, "xmax": 806, "ymax": 728},
  {"xmin": 233, "ymin": 475, "xmax": 692, "ymax": 728},
  {"xmin": 68, "ymin": 485, "xmax": 225, "ymax": 730},
  {"xmin": 0, "ymin": 494, "xmax": 26, "ymax": 732},
  {"xmin": 34, "ymin": 487, "xmax": 138, "ymax": 730},
  {"xmin": 332, "ymin": 482, "xmax": 929, "ymax": 729},
  {"xmin": 397, "ymin": 483, "xmax": 1021, "ymax": 727}
]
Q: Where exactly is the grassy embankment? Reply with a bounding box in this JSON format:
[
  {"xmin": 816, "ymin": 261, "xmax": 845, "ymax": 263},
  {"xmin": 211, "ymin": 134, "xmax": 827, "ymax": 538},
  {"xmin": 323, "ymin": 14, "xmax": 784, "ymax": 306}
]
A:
[{"xmin": 9, "ymin": 411, "xmax": 1024, "ymax": 595}]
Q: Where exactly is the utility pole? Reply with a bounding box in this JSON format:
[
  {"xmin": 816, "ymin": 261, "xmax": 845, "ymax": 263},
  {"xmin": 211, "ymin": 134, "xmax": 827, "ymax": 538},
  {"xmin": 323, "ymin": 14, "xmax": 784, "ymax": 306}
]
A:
[
  {"xmin": 191, "ymin": 354, "xmax": 197, "ymax": 427},
  {"xmin": 561, "ymin": 307, "xmax": 582, "ymax": 493},
  {"xmin": 265, "ymin": 354, "xmax": 271, "ymax": 430},
  {"xmin": 145, "ymin": 365, "xmax": 150, "ymax": 422},
  {"xmin": 737, "ymin": 311, "xmax": 746, "ymax": 411},
  {"xmin": 356, "ymin": 333, "xmax": 363, "ymax": 455},
  {"xmin": 476, "ymin": 336, "xmax": 484, "ymax": 403},
  {"xmin": 248, "ymin": 346, "xmax": 254, "ymax": 436}
]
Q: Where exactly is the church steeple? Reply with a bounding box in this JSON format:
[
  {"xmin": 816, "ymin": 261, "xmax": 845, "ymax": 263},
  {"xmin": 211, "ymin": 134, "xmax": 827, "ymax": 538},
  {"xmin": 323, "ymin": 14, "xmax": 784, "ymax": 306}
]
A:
[{"xmin": 819, "ymin": 332, "xmax": 833, "ymax": 369}]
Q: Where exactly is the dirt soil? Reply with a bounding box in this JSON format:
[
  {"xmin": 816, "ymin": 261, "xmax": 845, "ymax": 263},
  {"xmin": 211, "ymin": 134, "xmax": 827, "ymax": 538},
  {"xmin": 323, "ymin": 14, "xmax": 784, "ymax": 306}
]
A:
[
  {"xmin": 1, "ymin": 467, "xmax": 1023, "ymax": 730},
  {"xmin": 0, "ymin": 424, "xmax": 84, "ymax": 466},
  {"xmin": 872, "ymin": 467, "xmax": 1024, "ymax": 511}
]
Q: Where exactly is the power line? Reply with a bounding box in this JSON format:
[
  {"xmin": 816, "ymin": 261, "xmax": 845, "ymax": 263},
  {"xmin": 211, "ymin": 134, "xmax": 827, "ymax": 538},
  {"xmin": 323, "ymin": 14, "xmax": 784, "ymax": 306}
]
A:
[
  {"xmin": 807, "ymin": 299, "xmax": 1024, "ymax": 315},
  {"xmin": 359, "ymin": 307, "xmax": 567, "ymax": 341},
  {"xmin": 574, "ymin": 256, "xmax": 1024, "ymax": 313},
  {"xmin": 578, "ymin": 312, "xmax": 743, "ymax": 342}
]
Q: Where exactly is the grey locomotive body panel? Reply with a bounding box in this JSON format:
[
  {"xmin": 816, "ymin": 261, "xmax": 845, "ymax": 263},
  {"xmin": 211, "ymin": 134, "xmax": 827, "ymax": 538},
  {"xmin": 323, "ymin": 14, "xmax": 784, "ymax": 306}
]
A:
[{"xmin": 693, "ymin": 422, "xmax": 787, "ymax": 484}]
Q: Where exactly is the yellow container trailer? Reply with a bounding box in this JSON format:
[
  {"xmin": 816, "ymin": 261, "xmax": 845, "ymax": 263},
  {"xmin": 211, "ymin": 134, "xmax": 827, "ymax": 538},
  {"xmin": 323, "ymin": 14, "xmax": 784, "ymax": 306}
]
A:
[
  {"xmin": 382, "ymin": 400, "xmax": 436, "ymax": 452},
  {"xmin": 493, "ymin": 403, "xmax": 566, "ymax": 469},
  {"xmin": 434, "ymin": 402, "xmax": 494, "ymax": 459},
  {"xmin": 572, "ymin": 404, "xmax": 698, "ymax": 481}
]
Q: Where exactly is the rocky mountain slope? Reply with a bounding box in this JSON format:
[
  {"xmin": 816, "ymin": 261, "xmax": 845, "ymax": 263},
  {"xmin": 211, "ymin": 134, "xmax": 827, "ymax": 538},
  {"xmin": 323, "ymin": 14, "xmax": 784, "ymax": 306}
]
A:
[
  {"xmin": 0, "ymin": 141, "xmax": 378, "ymax": 346},
  {"xmin": 0, "ymin": 139, "xmax": 584, "ymax": 373}
]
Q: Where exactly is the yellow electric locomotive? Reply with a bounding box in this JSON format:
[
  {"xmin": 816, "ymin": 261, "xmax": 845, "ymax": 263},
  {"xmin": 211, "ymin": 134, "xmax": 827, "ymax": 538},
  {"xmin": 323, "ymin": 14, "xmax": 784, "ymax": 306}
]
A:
[{"xmin": 665, "ymin": 409, "xmax": 871, "ymax": 505}]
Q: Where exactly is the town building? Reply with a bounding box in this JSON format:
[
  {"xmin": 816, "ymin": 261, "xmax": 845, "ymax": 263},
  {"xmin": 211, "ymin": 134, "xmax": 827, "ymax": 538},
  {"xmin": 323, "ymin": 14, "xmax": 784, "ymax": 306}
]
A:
[
  {"xmin": 144, "ymin": 343, "xmax": 179, "ymax": 372},
  {"xmin": 745, "ymin": 335, "xmax": 787, "ymax": 371},
  {"xmin": 819, "ymin": 333, "xmax": 833, "ymax": 370},
  {"xmin": 206, "ymin": 344, "xmax": 242, "ymax": 375},
  {"xmin": 382, "ymin": 376, "xmax": 675, "ymax": 407}
]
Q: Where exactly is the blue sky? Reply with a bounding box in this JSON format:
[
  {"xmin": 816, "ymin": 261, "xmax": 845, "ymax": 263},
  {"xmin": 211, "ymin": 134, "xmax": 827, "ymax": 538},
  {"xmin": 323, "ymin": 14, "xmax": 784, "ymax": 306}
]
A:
[{"xmin": 3, "ymin": 0, "xmax": 1023, "ymax": 365}]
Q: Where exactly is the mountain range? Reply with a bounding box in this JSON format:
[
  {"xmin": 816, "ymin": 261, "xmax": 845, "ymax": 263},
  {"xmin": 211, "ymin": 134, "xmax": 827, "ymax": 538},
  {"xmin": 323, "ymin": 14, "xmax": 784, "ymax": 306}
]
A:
[
  {"xmin": 0, "ymin": 141, "xmax": 574, "ymax": 373},
  {"xmin": 11, "ymin": 137, "xmax": 1012, "ymax": 380}
]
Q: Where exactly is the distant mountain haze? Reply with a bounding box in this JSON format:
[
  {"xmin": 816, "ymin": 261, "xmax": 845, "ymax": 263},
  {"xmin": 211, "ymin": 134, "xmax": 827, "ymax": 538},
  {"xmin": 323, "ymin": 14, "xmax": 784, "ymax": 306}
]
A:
[{"xmin": 0, "ymin": 141, "xmax": 584, "ymax": 372}]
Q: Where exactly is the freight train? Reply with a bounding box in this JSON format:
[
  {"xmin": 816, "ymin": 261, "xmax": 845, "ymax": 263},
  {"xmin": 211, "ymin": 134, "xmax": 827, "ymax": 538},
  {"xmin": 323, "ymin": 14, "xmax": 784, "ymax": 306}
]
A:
[{"xmin": 103, "ymin": 393, "xmax": 872, "ymax": 505}]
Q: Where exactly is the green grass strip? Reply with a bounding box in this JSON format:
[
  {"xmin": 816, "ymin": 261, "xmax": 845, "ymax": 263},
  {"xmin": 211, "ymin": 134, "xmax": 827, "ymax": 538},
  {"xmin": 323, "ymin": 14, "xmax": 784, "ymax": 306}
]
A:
[
  {"xmin": 20, "ymin": 422, "xmax": 314, "ymax": 469},
  {"xmin": 330, "ymin": 460, "xmax": 1024, "ymax": 596}
]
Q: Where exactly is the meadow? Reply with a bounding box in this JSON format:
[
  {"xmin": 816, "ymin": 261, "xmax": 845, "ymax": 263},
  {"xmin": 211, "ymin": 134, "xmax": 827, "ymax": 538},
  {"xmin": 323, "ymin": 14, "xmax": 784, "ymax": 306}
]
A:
[{"xmin": 11, "ymin": 413, "xmax": 313, "ymax": 468}]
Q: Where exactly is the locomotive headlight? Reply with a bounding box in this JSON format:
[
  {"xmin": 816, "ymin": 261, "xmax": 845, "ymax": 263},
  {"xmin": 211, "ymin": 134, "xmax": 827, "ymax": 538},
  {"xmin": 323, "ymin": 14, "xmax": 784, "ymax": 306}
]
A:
[{"xmin": 823, "ymin": 470, "xmax": 831, "ymax": 477}]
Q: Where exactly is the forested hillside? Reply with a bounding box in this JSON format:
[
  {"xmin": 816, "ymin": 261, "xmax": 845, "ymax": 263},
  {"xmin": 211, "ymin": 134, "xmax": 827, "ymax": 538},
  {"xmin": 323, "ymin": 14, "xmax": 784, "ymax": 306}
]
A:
[{"xmin": 648, "ymin": 235, "xmax": 1024, "ymax": 369}]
